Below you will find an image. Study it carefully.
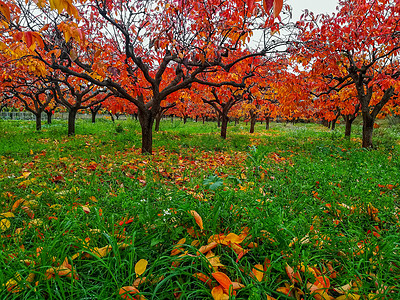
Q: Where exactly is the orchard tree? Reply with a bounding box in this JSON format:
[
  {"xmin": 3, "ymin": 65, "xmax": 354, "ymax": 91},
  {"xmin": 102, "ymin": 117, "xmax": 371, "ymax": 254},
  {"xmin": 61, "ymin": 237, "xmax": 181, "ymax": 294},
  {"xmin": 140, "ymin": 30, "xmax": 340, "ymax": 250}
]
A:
[
  {"xmin": 53, "ymin": 75, "xmax": 112, "ymax": 135},
  {"xmin": 297, "ymin": 0, "xmax": 400, "ymax": 148}
]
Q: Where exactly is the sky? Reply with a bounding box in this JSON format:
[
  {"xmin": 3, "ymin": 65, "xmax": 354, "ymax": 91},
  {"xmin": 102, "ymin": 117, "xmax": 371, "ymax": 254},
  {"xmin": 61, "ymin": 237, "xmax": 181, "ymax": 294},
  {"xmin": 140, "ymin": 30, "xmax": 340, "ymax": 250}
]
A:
[{"xmin": 286, "ymin": 0, "xmax": 339, "ymax": 21}]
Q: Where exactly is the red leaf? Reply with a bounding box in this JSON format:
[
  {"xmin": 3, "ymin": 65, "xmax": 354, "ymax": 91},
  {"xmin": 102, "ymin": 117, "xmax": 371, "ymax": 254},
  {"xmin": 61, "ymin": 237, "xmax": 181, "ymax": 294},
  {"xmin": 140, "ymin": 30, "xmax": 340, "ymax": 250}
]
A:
[
  {"xmin": 273, "ymin": 0, "xmax": 283, "ymax": 18},
  {"xmin": 24, "ymin": 32, "xmax": 33, "ymax": 48},
  {"xmin": 263, "ymin": 0, "xmax": 273, "ymax": 12}
]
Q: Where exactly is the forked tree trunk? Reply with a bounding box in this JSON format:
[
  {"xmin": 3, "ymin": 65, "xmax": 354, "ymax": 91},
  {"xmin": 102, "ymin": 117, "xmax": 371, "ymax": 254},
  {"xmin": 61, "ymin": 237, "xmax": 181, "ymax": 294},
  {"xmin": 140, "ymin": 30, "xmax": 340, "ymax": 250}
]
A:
[
  {"xmin": 220, "ymin": 114, "xmax": 229, "ymax": 139},
  {"xmin": 138, "ymin": 109, "xmax": 154, "ymax": 154},
  {"xmin": 68, "ymin": 108, "xmax": 78, "ymax": 136},
  {"xmin": 35, "ymin": 113, "xmax": 42, "ymax": 131}
]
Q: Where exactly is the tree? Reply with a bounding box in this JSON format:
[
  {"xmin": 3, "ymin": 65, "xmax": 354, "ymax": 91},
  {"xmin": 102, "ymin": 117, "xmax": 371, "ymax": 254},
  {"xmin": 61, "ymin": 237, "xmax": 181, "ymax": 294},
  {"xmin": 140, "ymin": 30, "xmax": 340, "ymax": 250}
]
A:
[
  {"xmin": 297, "ymin": 0, "xmax": 400, "ymax": 148},
  {"xmin": 53, "ymin": 75, "xmax": 112, "ymax": 135}
]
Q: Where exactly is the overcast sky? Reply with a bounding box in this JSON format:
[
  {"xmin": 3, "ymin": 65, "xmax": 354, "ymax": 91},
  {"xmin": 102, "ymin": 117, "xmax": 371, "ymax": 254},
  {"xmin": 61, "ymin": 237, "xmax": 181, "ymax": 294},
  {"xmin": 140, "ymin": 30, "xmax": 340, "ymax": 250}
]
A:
[{"xmin": 286, "ymin": 0, "xmax": 339, "ymax": 20}]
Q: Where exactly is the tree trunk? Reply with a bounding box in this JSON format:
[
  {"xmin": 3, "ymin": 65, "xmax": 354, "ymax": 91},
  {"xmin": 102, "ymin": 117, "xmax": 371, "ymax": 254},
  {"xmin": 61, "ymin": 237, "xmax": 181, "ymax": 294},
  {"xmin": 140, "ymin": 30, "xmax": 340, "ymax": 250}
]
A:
[
  {"xmin": 220, "ymin": 114, "xmax": 229, "ymax": 139},
  {"xmin": 343, "ymin": 115, "xmax": 355, "ymax": 138},
  {"xmin": 138, "ymin": 109, "xmax": 154, "ymax": 154},
  {"xmin": 183, "ymin": 116, "xmax": 187, "ymax": 124},
  {"xmin": 362, "ymin": 112, "xmax": 374, "ymax": 148},
  {"xmin": 249, "ymin": 113, "xmax": 256, "ymax": 134},
  {"xmin": 108, "ymin": 112, "xmax": 115, "ymax": 123},
  {"xmin": 202, "ymin": 116, "xmax": 205, "ymax": 124},
  {"xmin": 155, "ymin": 112, "xmax": 162, "ymax": 132},
  {"xmin": 265, "ymin": 116, "xmax": 270, "ymax": 130},
  {"xmin": 46, "ymin": 111, "xmax": 52, "ymax": 124},
  {"xmin": 68, "ymin": 108, "xmax": 78, "ymax": 136},
  {"xmin": 35, "ymin": 113, "xmax": 42, "ymax": 131},
  {"xmin": 91, "ymin": 111, "xmax": 97, "ymax": 123}
]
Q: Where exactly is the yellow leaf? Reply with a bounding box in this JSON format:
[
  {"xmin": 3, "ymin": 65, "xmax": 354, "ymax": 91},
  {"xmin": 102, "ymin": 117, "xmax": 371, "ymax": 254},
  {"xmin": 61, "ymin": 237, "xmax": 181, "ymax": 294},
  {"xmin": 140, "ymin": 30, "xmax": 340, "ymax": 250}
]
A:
[
  {"xmin": 135, "ymin": 259, "xmax": 148, "ymax": 276},
  {"xmin": 0, "ymin": 212, "xmax": 15, "ymax": 218},
  {"xmin": 189, "ymin": 210, "xmax": 203, "ymax": 230},
  {"xmin": 336, "ymin": 294, "xmax": 360, "ymax": 300},
  {"xmin": 211, "ymin": 285, "xmax": 228, "ymax": 300},
  {"xmin": 0, "ymin": 218, "xmax": 11, "ymax": 232}
]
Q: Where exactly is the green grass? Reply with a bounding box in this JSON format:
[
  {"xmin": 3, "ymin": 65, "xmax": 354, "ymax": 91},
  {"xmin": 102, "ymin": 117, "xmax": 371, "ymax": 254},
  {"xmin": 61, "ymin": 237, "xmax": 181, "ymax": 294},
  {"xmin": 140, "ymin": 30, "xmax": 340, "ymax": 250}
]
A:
[{"xmin": 0, "ymin": 118, "xmax": 399, "ymax": 299}]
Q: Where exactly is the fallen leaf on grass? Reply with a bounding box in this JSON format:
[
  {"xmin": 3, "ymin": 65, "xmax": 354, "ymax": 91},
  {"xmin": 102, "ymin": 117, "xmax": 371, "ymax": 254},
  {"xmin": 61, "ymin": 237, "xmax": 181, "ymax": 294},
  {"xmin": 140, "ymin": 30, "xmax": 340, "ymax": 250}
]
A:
[
  {"xmin": 189, "ymin": 210, "xmax": 203, "ymax": 230},
  {"xmin": 251, "ymin": 264, "xmax": 264, "ymax": 281},
  {"xmin": 135, "ymin": 259, "xmax": 148, "ymax": 276},
  {"xmin": 0, "ymin": 218, "xmax": 11, "ymax": 232},
  {"xmin": 211, "ymin": 285, "xmax": 229, "ymax": 300},
  {"xmin": 119, "ymin": 286, "xmax": 142, "ymax": 299},
  {"xmin": 212, "ymin": 272, "xmax": 232, "ymax": 290}
]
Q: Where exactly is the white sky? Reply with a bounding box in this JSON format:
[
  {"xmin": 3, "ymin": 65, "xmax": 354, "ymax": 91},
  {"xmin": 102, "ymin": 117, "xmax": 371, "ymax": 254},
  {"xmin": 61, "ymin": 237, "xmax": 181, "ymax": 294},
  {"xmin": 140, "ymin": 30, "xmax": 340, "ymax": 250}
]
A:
[{"xmin": 286, "ymin": 0, "xmax": 339, "ymax": 20}]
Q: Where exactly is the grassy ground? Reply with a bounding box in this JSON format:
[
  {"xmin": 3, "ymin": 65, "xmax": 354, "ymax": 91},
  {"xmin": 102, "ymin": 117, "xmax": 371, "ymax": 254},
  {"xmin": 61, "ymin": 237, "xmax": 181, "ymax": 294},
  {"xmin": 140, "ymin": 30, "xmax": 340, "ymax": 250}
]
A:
[{"xmin": 0, "ymin": 118, "xmax": 399, "ymax": 299}]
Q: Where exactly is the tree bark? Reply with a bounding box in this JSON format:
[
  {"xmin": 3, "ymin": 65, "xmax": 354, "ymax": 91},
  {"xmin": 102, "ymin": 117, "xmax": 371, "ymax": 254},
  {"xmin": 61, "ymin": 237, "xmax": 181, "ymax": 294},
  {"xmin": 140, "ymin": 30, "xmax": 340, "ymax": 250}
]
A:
[
  {"xmin": 35, "ymin": 113, "xmax": 42, "ymax": 131},
  {"xmin": 68, "ymin": 109, "xmax": 78, "ymax": 136},
  {"xmin": 183, "ymin": 116, "xmax": 187, "ymax": 124},
  {"xmin": 46, "ymin": 111, "xmax": 52, "ymax": 124},
  {"xmin": 343, "ymin": 115, "xmax": 354, "ymax": 138},
  {"xmin": 155, "ymin": 111, "xmax": 162, "ymax": 132},
  {"xmin": 138, "ymin": 108, "xmax": 154, "ymax": 154},
  {"xmin": 249, "ymin": 113, "xmax": 256, "ymax": 134},
  {"xmin": 362, "ymin": 112, "xmax": 374, "ymax": 148},
  {"xmin": 220, "ymin": 114, "xmax": 229, "ymax": 139},
  {"xmin": 265, "ymin": 116, "xmax": 270, "ymax": 130}
]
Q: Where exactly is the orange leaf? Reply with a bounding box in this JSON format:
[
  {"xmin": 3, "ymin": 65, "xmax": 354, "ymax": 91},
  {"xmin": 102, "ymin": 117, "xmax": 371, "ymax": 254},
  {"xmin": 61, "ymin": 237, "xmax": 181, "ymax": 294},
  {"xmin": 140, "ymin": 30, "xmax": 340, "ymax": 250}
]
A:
[
  {"xmin": 273, "ymin": 0, "xmax": 283, "ymax": 18},
  {"xmin": 0, "ymin": 1, "xmax": 10, "ymax": 22},
  {"xmin": 211, "ymin": 285, "xmax": 229, "ymax": 300},
  {"xmin": 21, "ymin": 206, "xmax": 34, "ymax": 219},
  {"xmin": 198, "ymin": 241, "xmax": 218, "ymax": 254},
  {"xmin": 252, "ymin": 264, "xmax": 264, "ymax": 281},
  {"xmin": 212, "ymin": 272, "xmax": 232, "ymax": 290},
  {"xmin": 135, "ymin": 259, "xmax": 148, "ymax": 276},
  {"xmin": 171, "ymin": 238, "xmax": 186, "ymax": 256},
  {"xmin": 193, "ymin": 273, "xmax": 212, "ymax": 288},
  {"xmin": 189, "ymin": 210, "xmax": 203, "ymax": 230},
  {"xmin": 314, "ymin": 275, "xmax": 330, "ymax": 289},
  {"xmin": 285, "ymin": 264, "xmax": 302, "ymax": 284},
  {"xmin": 119, "ymin": 286, "xmax": 140, "ymax": 299},
  {"xmin": 12, "ymin": 199, "xmax": 25, "ymax": 212}
]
